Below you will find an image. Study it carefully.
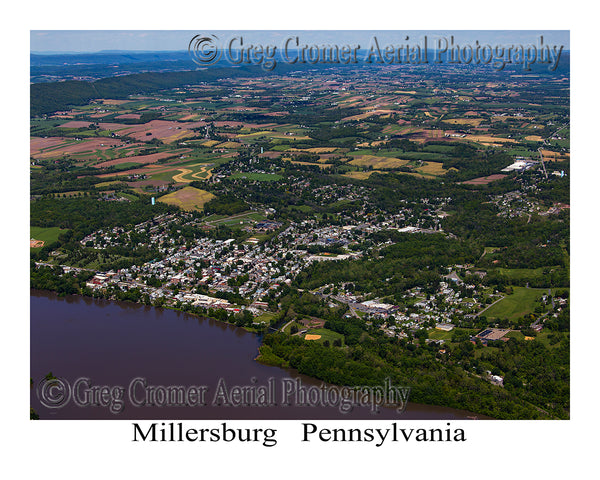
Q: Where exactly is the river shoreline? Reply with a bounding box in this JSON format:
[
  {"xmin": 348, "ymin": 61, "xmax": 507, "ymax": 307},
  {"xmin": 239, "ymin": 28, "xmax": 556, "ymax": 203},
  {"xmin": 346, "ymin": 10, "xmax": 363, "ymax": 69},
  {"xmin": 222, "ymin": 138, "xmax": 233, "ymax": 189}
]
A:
[{"xmin": 30, "ymin": 288, "xmax": 490, "ymax": 420}]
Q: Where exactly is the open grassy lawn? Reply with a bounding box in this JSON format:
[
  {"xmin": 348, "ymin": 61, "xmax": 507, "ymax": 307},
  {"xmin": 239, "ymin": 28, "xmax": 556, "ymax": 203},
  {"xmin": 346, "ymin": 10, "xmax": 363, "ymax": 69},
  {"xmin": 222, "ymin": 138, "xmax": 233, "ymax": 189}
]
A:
[
  {"xmin": 254, "ymin": 311, "xmax": 278, "ymax": 325},
  {"xmin": 30, "ymin": 226, "xmax": 65, "ymax": 248},
  {"xmin": 428, "ymin": 329, "xmax": 455, "ymax": 341},
  {"xmin": 505, "ymin": 331, "xmax": 526, "ymax": 341},
  {"xmin": 483, "ymin": 286, "xmax": 546, "ymax": 321}
]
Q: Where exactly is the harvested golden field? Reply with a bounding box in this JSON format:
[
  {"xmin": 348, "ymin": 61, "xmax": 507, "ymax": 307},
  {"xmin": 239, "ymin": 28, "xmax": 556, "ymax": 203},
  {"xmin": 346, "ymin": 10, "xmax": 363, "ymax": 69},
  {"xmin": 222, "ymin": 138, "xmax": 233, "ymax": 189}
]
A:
[
  {"xmin": 349, "ymin": 155, "xmax": 409, "ymax": 169},
  {"xmin": 341, "ymin": 109, "xmax": 395, "ymax": 121},
  {"xmin": 540, "ymin": 150, "xmax": 570, "ymax": 161},
  {"xmin": 237, "ymin": 130, "xmax": 311, "ymax": 141},
  {"xmin": 288, "ymin": 147, "xmax": 338, "ymax": 153},
  {"xmin": 287, "ymin": 160, "xmax": 331, "ymax": 169},
  {"xmin": 357, "ymin": 140, "xmax": 388, "ymax": 148},
  {"xmin": 157, "ymin": 186, "xmax": 215, "ymax": 212},
  {"xmin": 445, "ymin": 118, "xmax": 483, "ymax": 127},
  {"xmin": 525, "ymin": 135, "xmax": 544, "ymax": 142},
  {"xmin": 342, "ymin": 170, "xmax": 386, "ymax": 180},
  {"xmin": 214, "ymin": 141, "xmax": 241, "ymax": 149},
  {"xmin": 236, "ymin": 130, "xmax": 275, "ymax": 138},
  {"xmin": 98, "ymin": 99, "xmax": 131, "ymax": 105},
  {"xmin": 463, "ymin": 134, "xmax": 516, "ymax": 145},
  {"xmin": 415, "ymin": 161, "xmax": 448, "ymax": 176}
]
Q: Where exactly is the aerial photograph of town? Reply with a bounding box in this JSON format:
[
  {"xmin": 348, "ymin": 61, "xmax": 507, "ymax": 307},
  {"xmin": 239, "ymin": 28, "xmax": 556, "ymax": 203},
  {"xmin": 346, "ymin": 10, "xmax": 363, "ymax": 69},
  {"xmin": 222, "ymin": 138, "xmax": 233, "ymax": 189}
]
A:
[{"xmin": 29, "ymin": 30, "xmax": 570, "ymax": 423}]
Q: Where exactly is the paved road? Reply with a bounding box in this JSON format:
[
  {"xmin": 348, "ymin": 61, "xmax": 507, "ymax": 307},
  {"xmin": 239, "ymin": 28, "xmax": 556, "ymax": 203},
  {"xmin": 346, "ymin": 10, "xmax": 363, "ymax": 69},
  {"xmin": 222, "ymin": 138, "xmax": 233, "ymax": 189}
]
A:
[
  {"xmin": 475, "ymin": 295, "xmax": 505, "ymax": 317},
  {"xmin": 280, "ymin": 319, "xmax": 294, "ymax": 333},
  {"xmin": 530, "ymin": 288, "xmax": 554, "ymax": 328}
]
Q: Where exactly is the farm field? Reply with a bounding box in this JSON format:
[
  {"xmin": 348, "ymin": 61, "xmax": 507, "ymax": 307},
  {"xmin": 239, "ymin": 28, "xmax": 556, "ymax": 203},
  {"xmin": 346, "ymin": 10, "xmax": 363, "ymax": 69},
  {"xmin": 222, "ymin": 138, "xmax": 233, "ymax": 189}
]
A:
[
  {"xmin": 348, "ymin": 155, "xmax": 409, "ymax": 169},
  {"xmin": 341, "ymin": 109, "xmax": 395, "ymax": 121},
  {"xmin": 96, "ymin": 156, "xmax": 224, "ymax": 183},
  {"xmin": 540, "ymin": 149, "xmax": 570, "ymax": 161},
  {"xmin": 413, "ymin": 161, "xmax": 450, "ymax": 176},
  {"xmin": 92, "ymin": 148, "xmax": 192, "ymax": 168},
  {"xmin": 236, "ymin": 130, "xmax": 311, "ymax": 142},
  {"xmin": 30, "ymin": 137, "xmax": 136, "ymax": 160},
  {"xmin": 94, "ymin": 181, "xmax": 127, "ymax": 189},
  {"xmin": 382, "ymin": 124, "xmax": 409, "ymax": 135},
  {"xmin": 462, "ymin": 174, "xmax": 508, "ymax": 185},
  {"xmin": 286, "ymin": 160, "xmax": 332, "ymax": 169},
  {"xmin": 170, "ymin": 164, "xmax": 214, "ymax": 183},
  {"xmin": 463, "ymin": 134, "xmax": 517, "ymax": 146},
  {"xmin": 444, "ymin": 118, "xmax": 483, "ymax": 127},
  {"xmin": 427, "ymin": 329, "xmax": 455, "ymax": 341},
  {"xmin": 341, "ymin": 170, "xmax": 385, "ymax": 180},
  {"xmin": 287, "ymin": 147, "xmax": 339, "ymax": 154},
  {"xmin": 95, "ymin": 119, "xmax": 207, "ymax": 143},
  {"xmin": 156, "ymin": 186, "xmax": 215, "ymax": 212}
]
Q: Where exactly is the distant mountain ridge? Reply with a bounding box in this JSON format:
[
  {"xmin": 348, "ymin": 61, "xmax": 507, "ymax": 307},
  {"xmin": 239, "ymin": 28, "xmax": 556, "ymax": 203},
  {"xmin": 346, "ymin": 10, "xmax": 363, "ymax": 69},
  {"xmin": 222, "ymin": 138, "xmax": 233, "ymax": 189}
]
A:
[{"xmin": 30, "ymin": 50, "xmax": 569, "ymax": 116}]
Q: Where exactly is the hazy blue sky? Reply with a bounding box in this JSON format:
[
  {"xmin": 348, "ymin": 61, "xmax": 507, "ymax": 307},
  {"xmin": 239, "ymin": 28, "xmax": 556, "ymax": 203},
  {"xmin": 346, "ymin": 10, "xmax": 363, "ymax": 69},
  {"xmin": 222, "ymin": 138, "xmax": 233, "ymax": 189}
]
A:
[{"xmin": 31, "ymin": 30, "xmax": 570, "ymax": 53}]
